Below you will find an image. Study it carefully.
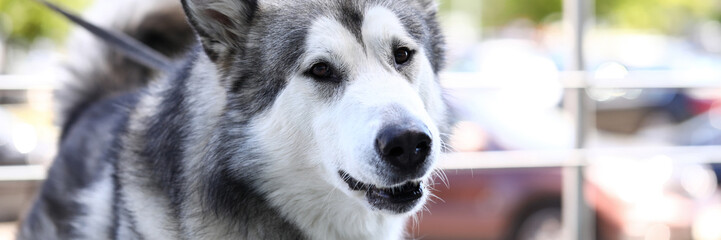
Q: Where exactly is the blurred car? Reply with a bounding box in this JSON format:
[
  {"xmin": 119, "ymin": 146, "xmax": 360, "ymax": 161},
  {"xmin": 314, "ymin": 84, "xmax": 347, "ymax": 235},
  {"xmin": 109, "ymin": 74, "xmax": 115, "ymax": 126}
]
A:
[
  {"xmin": 411, "ymin": 155, "xmax": 721, "ymax": 240},
  {"xmin": 409, "ymin": 67, "xmax": 721, "ymax": 239},
  {"xmin": 409, "ymin": 167, "xmax": 562, "ymax": 240},
  {"xmin": 586, "ymin": 155, "xmax": 721, "ymax": 240}
]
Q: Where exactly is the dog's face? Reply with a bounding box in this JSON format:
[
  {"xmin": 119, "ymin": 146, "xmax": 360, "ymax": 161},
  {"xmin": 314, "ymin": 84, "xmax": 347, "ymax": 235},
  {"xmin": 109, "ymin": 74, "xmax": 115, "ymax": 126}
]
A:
[{"xmin": 183, "ymin": 0, "xmax": 449, "ymax": 215}]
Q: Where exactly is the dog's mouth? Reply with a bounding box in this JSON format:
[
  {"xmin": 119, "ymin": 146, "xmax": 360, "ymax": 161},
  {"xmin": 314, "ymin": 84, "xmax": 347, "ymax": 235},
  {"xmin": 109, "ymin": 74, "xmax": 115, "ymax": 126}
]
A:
[{"xmin": 338, "ymin": 171, "xmax": 423, "ymax": 213}]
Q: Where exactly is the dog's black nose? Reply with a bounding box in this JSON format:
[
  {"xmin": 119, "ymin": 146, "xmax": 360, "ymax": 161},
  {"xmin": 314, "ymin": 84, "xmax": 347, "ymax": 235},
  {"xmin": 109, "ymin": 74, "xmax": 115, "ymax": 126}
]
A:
[{"xmin": 376, "ymin": 122, "xmax": 432, "ymax": 171}]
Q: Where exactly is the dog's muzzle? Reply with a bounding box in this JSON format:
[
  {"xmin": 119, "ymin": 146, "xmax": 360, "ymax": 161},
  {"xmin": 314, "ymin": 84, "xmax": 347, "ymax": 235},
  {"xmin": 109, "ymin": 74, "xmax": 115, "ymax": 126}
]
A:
[{"xmin": 339, "ymin": 120, "xmax": 433, "ymax": 213}]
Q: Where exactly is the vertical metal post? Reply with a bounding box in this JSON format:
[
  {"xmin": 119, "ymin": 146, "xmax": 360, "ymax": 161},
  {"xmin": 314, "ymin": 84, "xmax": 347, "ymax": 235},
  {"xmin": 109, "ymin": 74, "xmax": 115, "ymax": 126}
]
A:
[
  {"xmin": 563, "ymin": 0, "xmax": 595, "ymax": 239},
  {"xmin": 0, "ymin": 33, "xmax": 6, "ymax": 74}
]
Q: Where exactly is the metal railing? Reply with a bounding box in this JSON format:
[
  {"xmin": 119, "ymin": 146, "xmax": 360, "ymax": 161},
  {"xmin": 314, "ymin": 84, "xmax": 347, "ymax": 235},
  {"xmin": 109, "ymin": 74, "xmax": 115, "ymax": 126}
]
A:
[
  {"xmin": 3, "ymin": 0, "xmax": 721, "ymax": 234},
  {"xmin": 0, "ymin": 75, "xmax": 54, "ymax": 90}
]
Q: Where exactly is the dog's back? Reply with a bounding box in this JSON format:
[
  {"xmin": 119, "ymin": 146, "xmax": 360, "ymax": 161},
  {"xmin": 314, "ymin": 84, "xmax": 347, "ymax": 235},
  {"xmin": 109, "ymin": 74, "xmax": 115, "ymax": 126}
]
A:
[{"xmin": 18, "ymin": 1, "xmax": 193, "ymax": 239}]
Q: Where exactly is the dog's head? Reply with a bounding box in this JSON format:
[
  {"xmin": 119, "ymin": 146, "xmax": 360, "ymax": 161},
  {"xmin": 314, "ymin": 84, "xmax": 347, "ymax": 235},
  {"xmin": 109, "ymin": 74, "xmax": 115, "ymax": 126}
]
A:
[{"xmin": 183, "ymin": 0, "xmax": 450, "ymax": 215}]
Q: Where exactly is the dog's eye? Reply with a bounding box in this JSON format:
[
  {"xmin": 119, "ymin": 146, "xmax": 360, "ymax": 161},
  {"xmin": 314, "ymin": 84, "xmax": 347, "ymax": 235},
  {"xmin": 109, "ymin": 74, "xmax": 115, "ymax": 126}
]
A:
[
  {"xmin": 394, "ymin": 47, "xmax": 413, "ymax": 65},
  {"xmin": 310, "ymin": 63, "xmax": 331, "ymax": 78},
  {"xmin": 306, "ymin": 62, "xmax": 341, "ymax": 82}
]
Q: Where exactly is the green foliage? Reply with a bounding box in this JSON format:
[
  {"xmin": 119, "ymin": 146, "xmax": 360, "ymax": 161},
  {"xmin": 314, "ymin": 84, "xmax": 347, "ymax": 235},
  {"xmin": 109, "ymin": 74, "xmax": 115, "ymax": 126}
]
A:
[
  {"xmin": 596, "ymin": 0, "xmax": 717, "ymax": 34},
  {"xmin": 1, "ymin": 0, "xmax": 719, "ymax": 46},
  {"xmin": 439, "ymin": 0, "xmax": 720, "ymax": 34},
  {"xmin": 481, "ymin": 0, "xmax": 563, "ymax": 27},
  {"xmin": 0, "ymin": 0, "xmax": 92, "ymax": 47}
]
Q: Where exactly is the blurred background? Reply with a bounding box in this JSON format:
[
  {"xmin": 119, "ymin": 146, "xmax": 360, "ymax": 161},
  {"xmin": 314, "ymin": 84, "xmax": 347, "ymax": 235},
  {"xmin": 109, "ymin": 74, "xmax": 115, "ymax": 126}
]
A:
[{"xmin": 2, "ymin": 0, "xmax": 721, "ymax": 239}]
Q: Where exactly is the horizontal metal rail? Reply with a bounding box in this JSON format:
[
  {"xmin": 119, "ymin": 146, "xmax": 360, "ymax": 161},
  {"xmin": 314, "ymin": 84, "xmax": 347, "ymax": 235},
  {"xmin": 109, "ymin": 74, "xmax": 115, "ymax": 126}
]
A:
[
  {"xmin": 2, "ymin": 71, "xmax": 721, "ymax": 90},
  {"xmin": 438, "ymin": 145, "xmax": 721, "ymax": 170},
  {"xmin": 2, "ymin": 145, "xmax": 721, "ymax": 182},
  {"xmin": 0, "ymin": 165, "xmax": 47, "ymax": 181},
  {"xmin": 0, "ymin": 75, "xmax": 54, "ymax": 90},
  {"xmin": 442, "ymin": 71, "xmax": 721, "ymax": 89}
]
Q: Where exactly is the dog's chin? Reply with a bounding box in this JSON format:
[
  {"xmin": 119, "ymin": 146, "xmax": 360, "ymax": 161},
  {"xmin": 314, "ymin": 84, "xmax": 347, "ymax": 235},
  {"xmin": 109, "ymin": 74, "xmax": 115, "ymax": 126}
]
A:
[{"xmin": 338, "ymin": 171, "xmax": 424, "ymax": 214}]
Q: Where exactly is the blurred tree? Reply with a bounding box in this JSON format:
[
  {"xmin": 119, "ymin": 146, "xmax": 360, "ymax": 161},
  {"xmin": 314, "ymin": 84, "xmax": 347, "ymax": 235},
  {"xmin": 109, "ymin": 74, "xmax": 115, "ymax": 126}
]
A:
[
  {"xmin": 0, "ymin": 0, "xmax": 92, "ymax": 47},
  {"xmin": 440, "ymin": 0, "xmax": 720, "ymax": 34},
  {"xmin": 0, "ymin": 0, "xmax": 719, "ymax": 45},
  {"xmin": 596, "ymin": 0, "xmax": 717, "ymax": 34},
  {"xmin": 480, "ymin": 0, "xmax": 562, "ymax": 28}
]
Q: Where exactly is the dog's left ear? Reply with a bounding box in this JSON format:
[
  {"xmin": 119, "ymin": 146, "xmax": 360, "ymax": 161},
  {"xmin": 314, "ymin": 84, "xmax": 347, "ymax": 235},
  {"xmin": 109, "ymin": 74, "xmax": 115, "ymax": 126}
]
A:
[{"xmin": 181, "ymin": 0, "xmax": 258, "ymax": 62}]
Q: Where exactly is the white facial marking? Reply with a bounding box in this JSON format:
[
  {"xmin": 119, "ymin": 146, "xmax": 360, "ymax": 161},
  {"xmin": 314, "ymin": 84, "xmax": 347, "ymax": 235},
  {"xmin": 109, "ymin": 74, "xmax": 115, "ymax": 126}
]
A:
[
  {"xmin": 302, "ymin": 16, "xmax": 365, "ymax": 74},
  {"xmin": 362, "ymin": 7, "xmax": 419, "ymax": 60}
]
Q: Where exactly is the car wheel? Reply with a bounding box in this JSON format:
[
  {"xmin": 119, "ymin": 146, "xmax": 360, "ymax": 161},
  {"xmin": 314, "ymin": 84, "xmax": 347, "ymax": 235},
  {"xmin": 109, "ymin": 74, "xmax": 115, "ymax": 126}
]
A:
[{"xmin": 515, "ymin": 207, "xmax": 562, "ymax": 240}]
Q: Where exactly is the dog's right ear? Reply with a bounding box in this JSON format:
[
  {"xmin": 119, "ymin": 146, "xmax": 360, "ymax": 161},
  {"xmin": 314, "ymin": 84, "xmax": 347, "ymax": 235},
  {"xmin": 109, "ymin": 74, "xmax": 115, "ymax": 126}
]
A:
[{"xmin": 181, "ymin": 0, "xmax": 258, "ymax": 62}]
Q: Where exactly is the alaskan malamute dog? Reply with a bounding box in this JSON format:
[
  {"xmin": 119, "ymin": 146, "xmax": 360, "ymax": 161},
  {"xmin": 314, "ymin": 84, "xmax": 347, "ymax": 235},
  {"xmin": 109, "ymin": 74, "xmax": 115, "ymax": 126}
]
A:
[{"xmin": 20, "ymin": 0, "xmax": 451, "ymax": 239}]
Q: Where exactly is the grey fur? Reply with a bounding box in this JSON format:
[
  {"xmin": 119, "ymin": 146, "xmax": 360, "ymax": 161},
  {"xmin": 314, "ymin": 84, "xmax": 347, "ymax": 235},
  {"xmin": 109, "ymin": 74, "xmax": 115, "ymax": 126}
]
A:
[{"xmin": 19, "ymin": 0, "xmax": 450, "ymax": 239}]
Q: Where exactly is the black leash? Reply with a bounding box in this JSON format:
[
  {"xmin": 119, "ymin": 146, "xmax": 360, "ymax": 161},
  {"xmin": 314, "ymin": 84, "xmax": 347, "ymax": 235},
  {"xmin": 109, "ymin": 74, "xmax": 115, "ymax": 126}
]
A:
[{"xmin": 35, "ymin": 0, "xmax": 175, "ymax": 72}]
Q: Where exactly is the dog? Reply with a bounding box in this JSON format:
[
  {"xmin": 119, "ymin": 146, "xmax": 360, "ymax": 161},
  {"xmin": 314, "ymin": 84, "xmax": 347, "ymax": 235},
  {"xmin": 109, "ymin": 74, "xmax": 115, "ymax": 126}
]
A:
[{"xmin": 19, "ymin": 0, "xmax": 452, "ymax": 239}]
